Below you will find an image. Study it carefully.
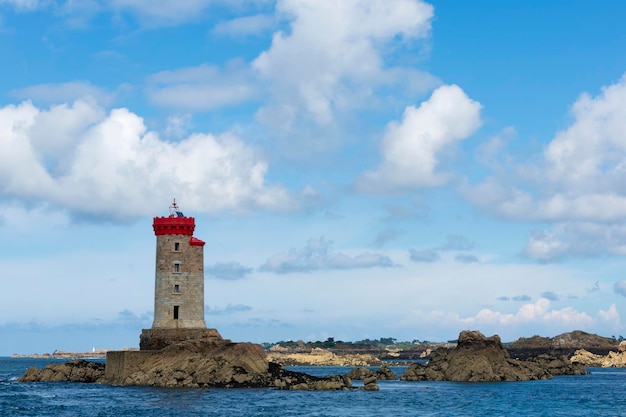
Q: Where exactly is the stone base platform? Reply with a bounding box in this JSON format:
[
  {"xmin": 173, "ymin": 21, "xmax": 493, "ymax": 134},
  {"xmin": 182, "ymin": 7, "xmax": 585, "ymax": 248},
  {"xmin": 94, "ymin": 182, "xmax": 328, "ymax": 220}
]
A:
[{"xmin": 139, "ymin": 328, "xmax": 227, "ymax": 351}]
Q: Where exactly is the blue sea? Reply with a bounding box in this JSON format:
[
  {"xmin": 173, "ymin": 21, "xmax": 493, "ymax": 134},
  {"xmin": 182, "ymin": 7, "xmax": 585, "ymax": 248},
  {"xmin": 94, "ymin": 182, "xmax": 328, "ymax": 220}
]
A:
[{"xmin": 2, "ymin": 358, "xmax": 625, "ymax": 416}]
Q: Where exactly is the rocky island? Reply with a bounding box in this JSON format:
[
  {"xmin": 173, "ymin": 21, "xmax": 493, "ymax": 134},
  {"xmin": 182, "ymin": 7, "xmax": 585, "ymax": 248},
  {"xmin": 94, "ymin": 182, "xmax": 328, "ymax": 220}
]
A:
[
  {"xmin": 20, "ymin": 329, "xmax": 598, "ymax": 387},
  {"xmin": 401, "ymin": 330, "xmax": 587, "ymax": 382},
  {"xmin": 19, "ymin": 336, "xmax": 359, "ymax": 390}
]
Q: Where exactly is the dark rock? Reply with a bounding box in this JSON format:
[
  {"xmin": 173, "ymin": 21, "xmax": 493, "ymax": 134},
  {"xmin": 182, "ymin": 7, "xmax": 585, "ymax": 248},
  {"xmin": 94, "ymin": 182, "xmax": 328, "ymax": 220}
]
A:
[
  {"xmin": 526, "ymin": 354, "xmax": 588, "ymax": 376},
  {"xmin": 362, "ymin": 375, "xmax": 379, "ymax": 391},
  {"xmin": 267, "ymin": 362, "xmax": 352, "ymax": 390},
  {"xmin": 509, "ymin": 330, "xmax": 617, "ymax": 350},
  {"xmin": 507, "ymin": 330, "xmax": 618, "ymax": 360},
  {"xmin": 18, "ymin": 360, "xmax": 105, "ymax": 383},
  {"xmin": 346, "ymin": 365, "xmax": 397, "ymax": 380},
  {"xmin": 401, "ymin": 330, "xmax": 553, "ymax": 382}
]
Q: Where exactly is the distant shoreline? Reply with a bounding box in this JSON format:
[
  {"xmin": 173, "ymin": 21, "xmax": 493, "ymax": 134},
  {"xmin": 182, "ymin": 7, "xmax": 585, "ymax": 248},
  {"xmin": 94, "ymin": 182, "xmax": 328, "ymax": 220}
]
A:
[{"xmin": 11, "ymin": 348, "xmax": 136, "ymax": 359}]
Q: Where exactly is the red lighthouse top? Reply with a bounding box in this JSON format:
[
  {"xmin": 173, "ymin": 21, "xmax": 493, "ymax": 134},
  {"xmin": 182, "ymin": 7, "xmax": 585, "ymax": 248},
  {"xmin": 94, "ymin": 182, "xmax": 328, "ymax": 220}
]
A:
[{"xmin": 153, "ymin": 199, "xmax": 199, "ymax": 240}]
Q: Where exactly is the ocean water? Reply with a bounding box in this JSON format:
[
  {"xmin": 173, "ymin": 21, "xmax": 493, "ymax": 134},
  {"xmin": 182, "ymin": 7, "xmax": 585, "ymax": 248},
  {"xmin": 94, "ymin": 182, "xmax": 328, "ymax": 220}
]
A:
[{"xmin": 1, "ymin": 358, "xmax": 625, "ymax": 416}]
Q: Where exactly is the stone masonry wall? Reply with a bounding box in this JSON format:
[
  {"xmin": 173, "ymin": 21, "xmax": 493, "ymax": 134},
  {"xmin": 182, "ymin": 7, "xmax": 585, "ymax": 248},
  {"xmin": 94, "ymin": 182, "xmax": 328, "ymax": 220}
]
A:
[
  {"xmin": 139, "ymin": 328, "xmax": 225, "ymax": 351},
  {"xmin": 152, "ymin": 234, "xmax": 206, "ymax": 328}
]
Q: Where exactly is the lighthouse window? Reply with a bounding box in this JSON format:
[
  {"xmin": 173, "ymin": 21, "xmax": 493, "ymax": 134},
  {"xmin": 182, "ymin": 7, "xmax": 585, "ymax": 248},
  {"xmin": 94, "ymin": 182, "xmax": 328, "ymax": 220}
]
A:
[
  {"xmin": 174, "ymin": 242, "xmax": 180, "ymax": 251},
  {"xmin": 174, "ymin": 284, "xmax": 180, "ymax": 293},
  {"xmin": 173, "ymin": 262, "xmax": 181, "ymax": 273},
  {"xmin": 173, "ymin": 306, "xmax": 179, "ymax": 320}
]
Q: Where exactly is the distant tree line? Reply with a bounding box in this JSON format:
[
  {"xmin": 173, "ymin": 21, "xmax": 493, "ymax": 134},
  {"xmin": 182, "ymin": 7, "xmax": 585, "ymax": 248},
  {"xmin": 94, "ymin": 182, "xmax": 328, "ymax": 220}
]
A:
[{"xmin": 266, "ymin": 337, "xmax": 440, "ymax": 351}]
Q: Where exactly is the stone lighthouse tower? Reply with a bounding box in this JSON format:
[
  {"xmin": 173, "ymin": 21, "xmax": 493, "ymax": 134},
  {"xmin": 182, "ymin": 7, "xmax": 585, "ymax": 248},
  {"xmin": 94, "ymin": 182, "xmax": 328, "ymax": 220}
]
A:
[
  {"xmin": 151, "ymin": 199, "xmax": 206, "ymax": 328},
  {"xmin": 140, "ymin": 199, "xmax": 223, "ymax": 350}
]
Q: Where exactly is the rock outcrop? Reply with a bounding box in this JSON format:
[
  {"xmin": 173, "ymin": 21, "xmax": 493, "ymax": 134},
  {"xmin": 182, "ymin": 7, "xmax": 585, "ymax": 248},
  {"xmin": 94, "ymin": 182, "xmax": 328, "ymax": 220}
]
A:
[
  {"xmin": 525, "ymin": 354, "xmax": 587, "ymax": 376},
  {"xmin": 401, "ymin": 330, "xmax": 585, "ymax": 382},
  {"xmin": 510, "ymin": 330, "xmax": 617, "ymax": 349},
  {"xmin": 507, "ymin": 330, "xmax": 618, "ymax": 360},
  {"xmin": 267, "ymin": 348, "xmax": 381, "ymax": 367},
  {"xmin": 18, "ymin": 340, "xmax": 353, "ymax": 390},
  {"xmin": 346, "ymin": 365, "xmax": 398, "ymax": 381},
  {"xmin": 362, "ymin": 375, "xmax": 379, "ymax": 391},
  {"xmin": 18, "ymin": 360, "xmax": 105, "ymax": 383},
  {"xmin": 570, "ymin": 345, "xmax": 626, "ymax": 368}
]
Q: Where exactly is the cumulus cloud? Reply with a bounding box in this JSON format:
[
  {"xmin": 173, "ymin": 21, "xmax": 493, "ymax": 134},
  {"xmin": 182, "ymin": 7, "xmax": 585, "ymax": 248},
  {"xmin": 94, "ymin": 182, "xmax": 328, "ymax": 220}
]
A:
[
  {"xmin": 253, "ymin": 0, "xmax": 436, "ymax": 129},
  {"xmin": 469, "ymin": 74, "xmax": 626, "ymax": 222},
  {"xmin": 357, "ymin": 84, "xmax": 482, "ymax": 193},
  {"xmin": 597, "ymin": 304, "xmax": 621, "ymax": 329},
  {"xmin": 260, "ymin": 237, "xmax": 394, "ymax": 274},
  {"xmin": 465, "ymin": 74, "xmax": 626, "ymax": 260},
  {"xmin": 522, "ymin": 223, "xmax": 626, "ymax": 262},
  {"xmin": 409, "ymin": 248, "xmax": 440, "ymax": 262},
  {"xmin": 0, "ymin": 100, "xmax": 293, "ymax": 220},
  {"xmin": 462, "ymin": 298, "xmax": 593, "ymax": 327},
  {"xmin": 522, "ymin": 230, "xmax": 568, "ymax": 262},
  {"xmin": 205, "ymin": 261, "xmax": 253, "ymax": 280}
]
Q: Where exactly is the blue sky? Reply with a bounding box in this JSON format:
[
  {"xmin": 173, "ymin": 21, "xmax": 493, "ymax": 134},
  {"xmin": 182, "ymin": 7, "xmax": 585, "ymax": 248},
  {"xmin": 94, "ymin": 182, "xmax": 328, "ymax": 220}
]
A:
[{"xmin": 1, "ymin": 0, "xmax": 626, "ymax": 355}]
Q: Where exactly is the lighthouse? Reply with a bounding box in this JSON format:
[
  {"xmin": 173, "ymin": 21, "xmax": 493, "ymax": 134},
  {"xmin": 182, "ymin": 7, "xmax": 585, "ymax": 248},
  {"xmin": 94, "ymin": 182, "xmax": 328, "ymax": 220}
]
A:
[
  {"xmin": 140, "ymin": 200, "xmax": 223, "ymax": 350},
  {"xmin": 151, "ymin": 199, "xmax": 207, "ymax": 328}
]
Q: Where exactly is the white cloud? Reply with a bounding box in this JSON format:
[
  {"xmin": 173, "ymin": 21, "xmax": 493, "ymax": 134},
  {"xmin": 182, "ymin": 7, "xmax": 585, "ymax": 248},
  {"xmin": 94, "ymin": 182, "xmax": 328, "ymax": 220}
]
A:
[
  {"xmin": 597, "ymin": 304, "xmax": 621, "ymax": 330},
  {"xmin": 253, "ymin": 0, "xmax": 435, "ymax": 127},
  {"xmin": 461, "ymin": 298, "xmax": 594, "ymax": 328},
  {"xmin": 146, "ymin": 62, "xmax": 257, "ymax": 111},
  {"xmin": 0, "ymin": 100, "xmax": 293, "ymax": 220},
  {"xmin": 465, "ymin": 74, "xmax": 626, "ymax": 261},
  {"xmin": 522, "ymin": 223, "xmax": 626, "ymax": 261},
  {"xmin": 522, "ymin": 230, "xmax": 568, "ymax": 261},
  {"xmin": 357, "ymin": 84, "xmax": 482, "ymax": 193},
  {"xmin": 260, "ymin": 236, "xmax": 394, "ymax": 273},
  {"xmin": 468, "ymin": 74, "xmax": 626, "ymax": 222},
  {"xmin": 164, "ymin": 114, "xmax": 192, "ymax": 139}
]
